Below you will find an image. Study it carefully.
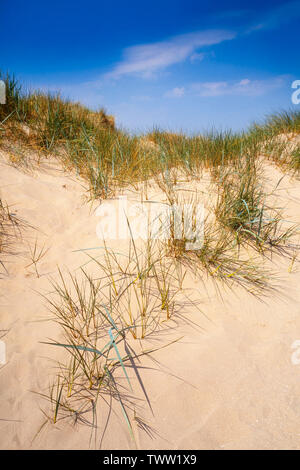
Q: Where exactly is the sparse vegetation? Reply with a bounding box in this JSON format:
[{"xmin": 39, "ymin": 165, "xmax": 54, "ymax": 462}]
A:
[
  {"xmin": 0, "ymin": 196, "xmax": 20, "ymax": 276},
  {"xmin": 1, "ymin": 71, "xmax": 300, "ymax": 443},
  {"xmin": 249, "ymin": 110, "xmax": 300, "ymax": 173},
  {"xmin": 25, "ymin": 238, "xmax": 49, "ymax": 278},
  {"xmin": 39, "ymin": 248, "xmax": 183, "ymax": 430}
]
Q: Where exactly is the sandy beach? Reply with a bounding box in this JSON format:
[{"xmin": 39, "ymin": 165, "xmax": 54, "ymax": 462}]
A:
[{"xmin": 1, "ymin": 145, "xmax": 300, "ymax": 450}]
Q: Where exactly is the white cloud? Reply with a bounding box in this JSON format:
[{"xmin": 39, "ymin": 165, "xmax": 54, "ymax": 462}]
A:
[
  {"xmin": 190, "ymin": 52, "xmax": 205, "ymax": 63},
  {"xmin": 104, "ymin": 29, "xmax": 235, "ymax": 79},
  {"xmin": 164, "ymin": 87, "xmax": 185, "ymax": 98},
  {"xmin": 191, "ymin": 77, "xmax": 285, "ymax": 97},
  {"xmin": 239, "ymin": 79, "xmax": 251, "ymax": 86}
]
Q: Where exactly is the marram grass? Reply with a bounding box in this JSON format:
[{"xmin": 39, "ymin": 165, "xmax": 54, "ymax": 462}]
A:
[{"xmin": 1, "ymin": 71, "xmax": 300, "ymax": 442}]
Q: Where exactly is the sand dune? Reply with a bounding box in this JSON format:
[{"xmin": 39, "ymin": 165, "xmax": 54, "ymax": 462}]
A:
[{"xmin": 1, "ymin": 150, "xmax": 300, "ymax": 450}]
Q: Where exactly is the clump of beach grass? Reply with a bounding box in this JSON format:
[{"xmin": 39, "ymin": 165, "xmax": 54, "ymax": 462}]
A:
[
  {"xmin": 214, "ymin": 154, "xmax": 298, "ymax": 253},
  {"xmin": 39, "ymin": 251, "xmax": 182, "ymax": 435},
  {"xmin": 249, "ymin": 110, "xmax": 300, "ymax": 173},
  {"xmin": 78, "ymin": 229, "xmax": 183, "ymax": 339},
  {"xmin": 40, "ymin": 268, "xmax": 136, "ymax": 429}
]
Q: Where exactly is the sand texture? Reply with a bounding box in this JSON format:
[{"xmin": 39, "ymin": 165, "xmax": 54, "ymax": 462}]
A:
[{"xmin": 1, "ymin": 151, "xmax": 300, "ymax": 450}]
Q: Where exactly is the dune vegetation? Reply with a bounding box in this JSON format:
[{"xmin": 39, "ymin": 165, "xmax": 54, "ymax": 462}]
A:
[
  {"xmin": 0, "ymin": 196, "xmax": 21, "ymax": 277},
  {"xmin": 1, "ymin": 70, "xmax": 300, "ymax": 439}
]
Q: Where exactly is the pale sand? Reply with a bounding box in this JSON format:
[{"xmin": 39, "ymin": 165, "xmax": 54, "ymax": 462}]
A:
[{"xmin": 1, "ymin": 151, "xmax": 300, "ymax": 450}]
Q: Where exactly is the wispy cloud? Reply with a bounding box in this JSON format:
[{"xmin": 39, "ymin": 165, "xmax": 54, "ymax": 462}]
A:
[
  {"xmin": 191, "ymin": 77, "xmax": 285, "ymax": 97},
  {"xmin": 190, "ymin": 52, "xmax": 205, "ymax": 64},
  {"xmin": 248, "ymin": 1, "xmax": 300, "ymax": 32},
  {"xmin": 164, "ymin": 87, "xmax": 185, "ymax": 98},
  {"xmin": 104, "ymin": 29, "xmax": 236, "ymax": 79}
]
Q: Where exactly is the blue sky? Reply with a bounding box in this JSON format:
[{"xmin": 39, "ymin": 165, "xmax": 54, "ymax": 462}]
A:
[{"xmin": 1, "ymin": 0, "xmax": 300, "ymax": 133}]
